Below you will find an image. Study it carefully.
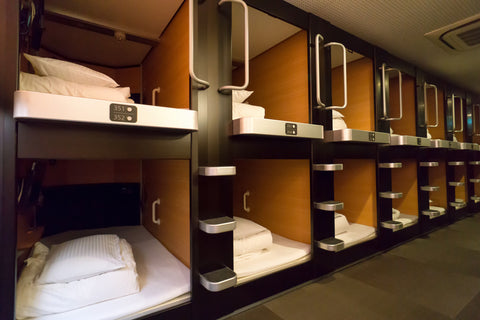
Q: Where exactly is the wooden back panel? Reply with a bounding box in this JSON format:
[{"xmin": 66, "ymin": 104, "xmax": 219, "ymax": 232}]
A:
[
  {"xmin": 392, "ymin": 159, "xmax": 418, "ymax": 215},
  {"xmin": 390, "ymin": 75, "xmax": 416, "ymax": 136},
  {"xmin": 454, "ymin": 165, "xmax": 467, "ymax": 201},
  {"xmin": 42, "ymin": 160, "xmax": 141, "ymax": 186},
  {"xmin": 233, "ymin": 159, "xmax": 311, "ymax": 243},
  {"xmin": 232, "ymin": 31, "xmax": 309, "ymax": 123},
  {"xmin": 116, "ymin": 67, "xmax": 142, "ymax": 95},
  {"xmin": 426, "ymin": 87, "xmax": 445, "ymax": 139},
  {"xmin": 142, "ymin": 0, "xmax": 189, "ymax": 109},
  {"xmin": 142, "ymin": 160, "xmax": 190, "ymax": 267},
  {"xmin": 332, "ymin": 57, "xmax": 375, "ymax": 131},
  {"xmin": 334, "ymin": 159, "xmax": 377, "ymax": 227},
  {"xmin": 429, "ymin": 161, "xmax": 447, "ymax": 209}
]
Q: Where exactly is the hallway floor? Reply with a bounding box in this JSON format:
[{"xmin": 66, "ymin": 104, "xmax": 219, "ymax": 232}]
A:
[{"xmin": 222, "ymin": 213, "xmax": 480, "ymax": 320}]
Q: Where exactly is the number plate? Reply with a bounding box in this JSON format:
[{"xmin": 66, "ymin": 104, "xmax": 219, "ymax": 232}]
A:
[
  {"xmin": 110, "ymin": 104, "xmax": 137, "ymax": 123},
  {"xmin": 285, "ymin": 123, "xmax": 297, "ymax": 135}
]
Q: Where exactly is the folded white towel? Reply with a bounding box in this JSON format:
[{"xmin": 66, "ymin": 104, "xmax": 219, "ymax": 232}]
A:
[
  {"xmin": 234, "ymin": 216, "xmax": 267, "ymax": 240},
  {"xmin": 233, "ymin": 217, "xmax": 273, "ymax": 256},
  {"xmin": 232, "ymin": 102, "xmax": 265, "ymax": 120},
  {"xmin": 334, "ymin": 213, "xmax": 349, "ymax": 235},
  {"xmin": 392, "ymin": 208, "xmax": 400, "ymax": 220},
  {"xmin": 332, "ymin": 118, "xmax": 348, "ymax": 130}
]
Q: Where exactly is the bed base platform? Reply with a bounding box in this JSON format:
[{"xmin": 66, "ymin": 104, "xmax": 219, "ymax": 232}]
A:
[{"xmin": 17, "ymin": 121, "xmax": 192, "ymax": 159}]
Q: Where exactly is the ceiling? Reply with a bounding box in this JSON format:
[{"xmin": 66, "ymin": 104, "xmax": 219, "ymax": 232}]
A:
[
  {"xmin": 284, "ymin": 0, "xmax": 480, "ymax": 95},
  {"xmin": 42, "ymin": 0, "xmax": 183, "ymax": 67}
]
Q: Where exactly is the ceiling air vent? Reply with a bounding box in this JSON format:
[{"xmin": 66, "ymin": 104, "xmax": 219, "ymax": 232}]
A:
[{"xmin": 425, "ymin": 13, "xmax": 480, "ymax": 53}]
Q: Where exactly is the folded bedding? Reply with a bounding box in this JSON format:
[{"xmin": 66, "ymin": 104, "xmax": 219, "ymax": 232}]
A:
[
  {"xmin": 429, "ymin": 205, "xmax": 446, "ymax": 214},
  {"xmin": 393, "ymin": 211, "xmax": 418, "ymax": 228},
  {"xmin": 332, "ymin": 110, "xmax": 348, "ymax": 130},
  {"xmin": 334, "ymin": 213, "xmax": 349, "ymax": 235},
  {"xmin": 232, "ymin": 102, "xmax": 265, "ymax": 120},
  {"xmin": 392, "ymin": 208, "xmax": 401, "ymax": 220},
  {"xmin": 333, "ymin": 213, "xmax": 376, "ymax": 248},
  {"xmin": 233, "ymin": 217, "xmax": 311, "ymax": 280},
  {"xmin": 233, "ymin": 216, "xmax": 272, "ymax": 256}
]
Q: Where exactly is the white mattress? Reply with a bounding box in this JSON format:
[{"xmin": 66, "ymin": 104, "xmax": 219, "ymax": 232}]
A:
[
  {"xmin": 234, "ymin": 233, "xmax": 311, "ymax": 284},
  {"xmin": 335, "ymin": 223, "xmax": 377, "ymax": 249},
  {"xmin": 28, "ymin": 225, "xmax": 190, "ymax": 320}
]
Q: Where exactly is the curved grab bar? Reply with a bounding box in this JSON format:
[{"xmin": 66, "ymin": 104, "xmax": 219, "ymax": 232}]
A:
[
  {"xmin": 314, "ymin": 34, "xmax": 347, "ymax": 110},
  {"xmin": 424, "ymin": 83, "xmax": 438, "ymax": 128},
  {"xmin": 452, "ymin": 94, "xmax": 464, "ymax": 133},
  {"xmin": 474, "ymin": 104, "xmax": 480, "ymax": 136},
  {"xmin": 152, "ymin": 87, "xmax": 160, "ymax": 106},
  {"xmin": 152, "ymin": 198, "xmax": 161, "ymax": 225},
  {"xmin": 218, "ymin": 0, "xmax": 249, "ymax": 94},
  {"xmin": 189, "ymin": 0, "xmax": 210, "ymax": 89},
  {"xmin": 243, "ymin": 190, "xmax": 250, "ymax": 213},
  {"xmin": 381, "ymin": 63, "xmax": 403, "ymax": 121}
]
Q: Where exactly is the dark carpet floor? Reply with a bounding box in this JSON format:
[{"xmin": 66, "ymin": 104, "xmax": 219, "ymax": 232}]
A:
[{"xmin": 222, "ymin": 213, "xmax": 480, "ymax": 320}]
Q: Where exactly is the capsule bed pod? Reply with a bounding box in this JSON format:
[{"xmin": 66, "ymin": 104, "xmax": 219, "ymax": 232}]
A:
[
  {"xmin": 14, "ymin": 1, "xmax": 197, "ymax": 318},
  {"xmin": 229, "ymin": 5, "xmax": 323, "ymax": 141},
  {"xmin": 228, "ymin": 2, "xmax": 315, "ymax": 282},
  {"xmin": 193, "ymin": 2, "xmax": 315, "ymax": 319},
  {"xmin": 232, "ymin": 159, "xmax": 312, "ymax": 283},
  {"xmin": 16, "ymin": 159, "xmax": 193, "ymax": 320}
]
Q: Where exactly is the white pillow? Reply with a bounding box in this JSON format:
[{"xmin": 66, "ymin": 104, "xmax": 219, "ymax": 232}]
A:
[
  {"xmin": 20, "ymin": 72, "xmax": 131, "ymax": 103},
  {"xmin": 331, "ymin": 110, "xmax": 344, "ymax": 119},
  {"xmin": 36, "ymin": 234, "xmax": 126, "ymax": 284},
  {"xmin": 232, "ymin": 90, "xmax": 253, "ymax": 103},
  {"xmin": 16, "ymin": 238, "xmax": 139, "ymax": 319},
  {"xmin": 24, "ymin": 53, "xmax": 119, "ymax": 88}
]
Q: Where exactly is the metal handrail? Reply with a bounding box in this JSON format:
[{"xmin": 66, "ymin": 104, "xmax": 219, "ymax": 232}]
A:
[
  {"xmin": 189, "ymin": 0, "xmax": 210, "ymax": 89},
  {"xmin": 218, "ymin": 0, "xmax": 249, "ymax": 93},
  {"xmin": 452, "ymin": 94, "xmax": 464, "ymax": 133},
  {"xmin": 314, "ymin": 34, "xmax": 347, "ymax": 110},
  {"xmin": 473, "ymin": 104, "xmax": 480, "ymax": 136},
  {"xmin": 381, "ymin": 63, "xmax": 403, "ymax": 121},
  {"xmin": 424, "ymin": 82, "xmax": 438, "ymax": 127}
]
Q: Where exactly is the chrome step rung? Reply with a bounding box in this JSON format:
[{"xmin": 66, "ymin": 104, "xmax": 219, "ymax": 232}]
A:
[
  {"xmin": 314, "ymin": 201, "xmax": 344, "ymax": 211},
  {"xmin": 316, "ymin": 237, "xmax": 345, "ymax": 252},
  {"xmin": 199, "ymin": 267, "xmax": 237, "ymax": 292}
]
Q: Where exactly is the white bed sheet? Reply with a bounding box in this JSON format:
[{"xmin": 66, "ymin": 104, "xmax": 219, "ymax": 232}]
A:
[
  {"xmin": 234, "ymin": 233, "xmax": 311, "ymax": 284},
  {"xmin": 28, "ymin": 225, "xmax": 190, "ymax": 320},
  {"xmin": 335, "ymin": 223, "xmax": 377, "ymax": 249}
]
